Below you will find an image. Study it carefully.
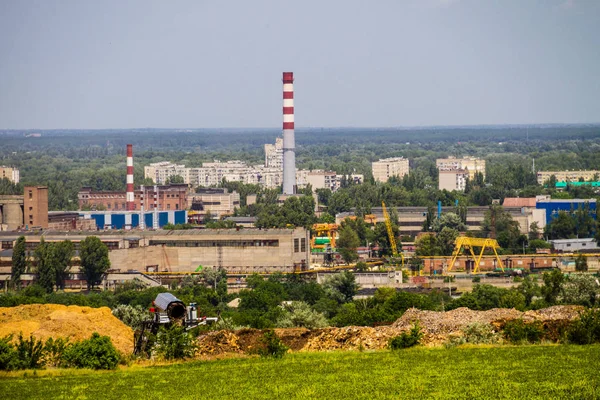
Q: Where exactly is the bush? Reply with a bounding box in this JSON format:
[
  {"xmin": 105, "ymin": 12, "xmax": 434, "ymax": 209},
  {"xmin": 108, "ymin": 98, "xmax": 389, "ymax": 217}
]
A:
[
  {"xmin": 464, "ymin": 323, "xmax": 501, "ymax": 344},
  {"xmin": 567, "ymin": 308, "xmax": 600, "ymax": 345},
  {"xmin": 503, "ymin": 319, "xmax": 544, "ymax": 344},
  {"xmin": 62, "ymin": 333, "xmax": 120, "ymax": 370},
  {"xmin": 257, "ymin": 330, "xmax": 288, "ymax": 359},
  {"xmin": 472, "ymin": 276, "xmax": 481, "ymax": 283},
  {"xmin": 14, "ymin": 334, "xmax": 45, "ymax": 370},
  {"xmin": 154, "ymin": 324, "xmax": 197, "ymax": 360},
  {"xmin": 0, "ymin": 335, "xmax": 17, "ymax": 370},
  {"xmin": 43, "ymin": 337, "xmax": 70, "ymax": 367},
  {"xmin": 389, "ymin": 323, "xmax": 422, "ymax": 350},
  {"xmin": 276, "ymin": 301, "xmax": 328, "ymax": 329},
  {"xmin": 112, "ymin": 305, "xmax": 151, "ymax": 329}
]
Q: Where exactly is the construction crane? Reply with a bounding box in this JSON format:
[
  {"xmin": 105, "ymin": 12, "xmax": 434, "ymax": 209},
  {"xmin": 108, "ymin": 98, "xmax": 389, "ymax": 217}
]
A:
[
  {"xmin": 381, "ymin": 201, "xmax": 404, "ymax": 268},
  {"xmin": 448, "ymin": 237, "xmax": 505, "ymax": 274}
]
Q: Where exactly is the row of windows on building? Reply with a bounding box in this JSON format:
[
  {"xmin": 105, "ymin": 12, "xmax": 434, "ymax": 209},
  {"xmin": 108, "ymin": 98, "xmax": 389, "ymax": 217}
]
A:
[
  {"xmin": 149, "ymin": 240, "xmax": 280, "ymax": 248},
  {"xmin": 294, "ymin": 238, "xmax": 307, "ymax": 253}
]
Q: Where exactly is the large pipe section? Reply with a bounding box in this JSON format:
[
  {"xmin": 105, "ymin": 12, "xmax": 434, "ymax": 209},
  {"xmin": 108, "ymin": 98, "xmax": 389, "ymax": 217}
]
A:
[
  {"xmin": 282, "ymin": 72, "xmax": 296, "ymax": 195},
  {"xmin": 126, "ymin": 144, "xmax": 134, "ymax": 211}
]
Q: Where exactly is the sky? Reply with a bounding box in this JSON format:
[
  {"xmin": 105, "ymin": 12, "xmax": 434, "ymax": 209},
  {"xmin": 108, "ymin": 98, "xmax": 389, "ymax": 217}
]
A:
[{"xmin": 0, "ymin": 0, "xmax": 599, "ymax": 129}]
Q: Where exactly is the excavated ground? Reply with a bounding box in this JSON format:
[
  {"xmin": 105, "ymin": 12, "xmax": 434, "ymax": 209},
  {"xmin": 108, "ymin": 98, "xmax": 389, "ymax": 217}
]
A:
[
  {"xmin": 0, "ymin": 304, "xmax": 134, "ymax": 354},
  {"xmin": 196, "ymin": 305, "xmax": 584, "ymax": 356}
]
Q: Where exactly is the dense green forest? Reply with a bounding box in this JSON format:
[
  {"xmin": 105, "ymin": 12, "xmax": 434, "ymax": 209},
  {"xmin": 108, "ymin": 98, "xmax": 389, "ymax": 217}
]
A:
[{"xmin": 1, "ymin": 125, "xmax": 600, "ymax": 212}]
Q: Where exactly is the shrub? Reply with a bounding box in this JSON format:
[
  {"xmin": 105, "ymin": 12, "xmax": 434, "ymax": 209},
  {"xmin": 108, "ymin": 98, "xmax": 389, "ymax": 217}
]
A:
[
  {"xmin": 276, "ymin": 301, "xmax": 328, "ymax": 329},
  {"xmin": 472, "ymin": 276, "xmax": 481, "ymax": 283},
  {"xmin": 62, "ymin": 333, "xmax": 120, "ymax": 370},
  {"xmin": 14, "ymin": 334, "xmax": 45, "ymax": 369},
  {"xmin": 154, "ymin": 324, "xmax": 197, "ymax": 360},
  {"xmin": 389, "ymin": 323, "xmax": 422, "ymax": 350},
  {"xmin": 0, "ymin": 335, "xmax": 17, "ymax": 370},
  {"xmin": 257, "ymin": 330, "xmax": 288, "ymax": 359},
  {"xmin": 112, "ymin": 305, "xmax": 151, "ymax": 329},
  {"xmin": 43, "ymin": 337, "xmax": 70, "ymax": 367},
  {"xmin": 503, "ymin": 319, "xmax": 544, "ymax": 344},
  {"xmin": 461, "ymin": 323, "xmax": 501, "ymax": 345},
  {"xmin": 567, "ymin": 308, "xmax": 600, "ymax": 345}
]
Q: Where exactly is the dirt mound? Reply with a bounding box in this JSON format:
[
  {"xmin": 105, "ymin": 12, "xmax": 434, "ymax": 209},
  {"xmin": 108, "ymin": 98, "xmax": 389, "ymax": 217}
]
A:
[
  {"xmin": 0, "ymin": 304, "xmax": 134, "ymax": 354},
  {"xmin": 195, "ymin": 306, "xmax": 586, "ymax": 356},
  {"xmin": 392, "ymin": 306, "xmax": 584, "ymax": 345}
]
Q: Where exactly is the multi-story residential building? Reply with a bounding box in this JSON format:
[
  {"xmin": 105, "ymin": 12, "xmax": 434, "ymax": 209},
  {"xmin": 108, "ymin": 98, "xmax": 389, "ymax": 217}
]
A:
[
  {"xmin": 264, "ymin": 137, "xmax": 283, "ymax": 168},
  {"xmin": 372, "ymin": 157, "xmax": 410, "ymax": 182},
  {"xmin": 0, "ymin": 166, "xmax": 19, "ymax": 183},
  {"xmin": 536, "ymin": 170, "xmax": 600, "ymax": 185},
  {"xmin": 144, "ymin": 162, "xmax": 189, "ymax": 185},
  {"xmin": 439, "ymin": 169, "xmax": 469, "ymax": 192},
  {"xmin": 436, "ymin": 156, "xmax": 486, "ymax": 180}
]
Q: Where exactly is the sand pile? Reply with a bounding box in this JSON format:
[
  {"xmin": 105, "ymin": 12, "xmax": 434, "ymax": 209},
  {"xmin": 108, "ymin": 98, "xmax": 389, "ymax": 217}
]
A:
[
  {"xmin": 195, "ymin": 305, "xmax": 585, "ymax": 355},
  {"xmin": 0, "ymin": 304, "xmax": 134, "ymax": 354}
]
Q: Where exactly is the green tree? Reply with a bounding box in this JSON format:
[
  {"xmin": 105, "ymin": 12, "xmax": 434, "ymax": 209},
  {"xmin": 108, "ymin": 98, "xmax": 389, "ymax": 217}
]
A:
[
  {"xmin": 575, "ymin": 254, "xmax": 588, "ymax": 272},
  {"xmin": 34, "ymin": 238, "xmax": 55, "ymax": 293},
  {"xmin": 542, "ymin": 269, "xmax": 565, "ymax": 305},
  {"xmin": 545, "ymin": 211, "xmax": 577, "ymax": 240},
  {"xmin": 11, "ymin": 236, "xmax": 27, "ymax": 290},
  {"xmin": 166, "ymin": 175, "xmax": 185, "ymax": 184},
  {"xmin": 516, "ymin": 276, "xmax": 541, "ymax": 307},
  {"xmin": 415, "ymin": 233, "xmax": 440, "ymax": 257},
  {"xmin": 437, "ymin": 227, "xmax": 459, "ymax": 256},
  {"xmin": 337, "ymin": 225, "xmax": 360, "ymax": 264},
  {"xmin": 528, "ymin": 222, "xmax": 541, "ymax": 241},
  {"xmin": 432, "ymin": 212, "xmax": 467, "ymax": 233},
  {"xmin": 323, "ymin": 271, "xmax": 359, "ymax": 303},
  {"xmin": 79, "ymin": 236, "xmax": 111, "ymax": 290},
  {"xmin": 54, "ymin": 240, "xmax": 75, "ymax": 290}
]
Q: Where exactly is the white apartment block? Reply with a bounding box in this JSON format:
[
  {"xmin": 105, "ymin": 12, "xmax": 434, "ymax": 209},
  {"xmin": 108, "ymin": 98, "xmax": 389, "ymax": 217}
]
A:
[
  {"xmin": 436, "ymin": 156, "xmax": 486, "ymax": 180},
  {"xmin": 439, "ymin": 169, "xmax": 469, "ymax": 192},
  {"xmin": 144, "ymin": 162, "xmax": 189, "ymax": 185},
  {"xmin": 536, "ymin": 170, "xmax": 600, "ymax": 185},
  {"xmin": 0, "ymin": 166, "xmax": 19, "ymax": 183},
  {"xmin": 265, "ymin": 137, "xmax": 284, "ymax": 168},
  {"xmin": 372, "ymin": 157, "xmax": 410, "ymax": 182}
]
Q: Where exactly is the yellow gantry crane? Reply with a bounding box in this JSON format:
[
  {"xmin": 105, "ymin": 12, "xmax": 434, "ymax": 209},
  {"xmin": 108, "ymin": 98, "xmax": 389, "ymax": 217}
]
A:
[
  {"xmin": 448, "ymin": 237, "xmax": 505, "ymax": 274},
  {"xmin": 381, "ymin": 201, "xmax": 404, "ymax": 267}
]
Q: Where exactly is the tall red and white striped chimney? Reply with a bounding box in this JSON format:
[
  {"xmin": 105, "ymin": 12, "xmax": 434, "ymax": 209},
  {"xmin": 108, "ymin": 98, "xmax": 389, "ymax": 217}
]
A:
[
  {"xmin": 126, "ymin": 144, "xmax": 134, "ymax": 211},
  {"xmin": 282, "ymin": 72, "xmax": 296, "ymax": 195}
]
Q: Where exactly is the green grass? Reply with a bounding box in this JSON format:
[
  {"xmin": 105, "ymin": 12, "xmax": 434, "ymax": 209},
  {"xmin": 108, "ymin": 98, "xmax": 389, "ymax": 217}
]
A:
[{"xmin": 2, "ymin": 345, "xmax": 600, "ymax": 399}]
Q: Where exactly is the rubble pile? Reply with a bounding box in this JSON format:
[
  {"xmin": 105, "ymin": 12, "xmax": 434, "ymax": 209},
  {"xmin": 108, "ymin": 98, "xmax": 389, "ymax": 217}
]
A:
[
  {"xmin": 0, "ymin": 304, "xmax": 134, "ymax": 354},
  {"xmin": 195, "ymin": 305, "xmax": 586, "ymax": 356}
]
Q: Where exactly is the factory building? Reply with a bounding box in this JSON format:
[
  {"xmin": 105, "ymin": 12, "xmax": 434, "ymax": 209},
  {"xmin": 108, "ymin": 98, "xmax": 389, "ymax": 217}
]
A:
[
  {"xmin": 535, "ymin": 195, "xmax": 597, "ymax": 225},
  {"xmin": 0, "ymin": 228, "xmax": 310, "ymax": 274},
  {"xmin": 372, "ymin": 157, "xmax": 410, "ymax": 183},
  {"xmin": 0, "ymin": 166, "xmax": 19, "ymax": 183},
  {"xmin": 537, "ymin": 170, "xmax": 600, "ymax": 185},
  {"xmin": 187, "ymin": 188, "xmax": 240, "ymax": 220},
  {"xmin": 0, "ymin": 186, "xmax": 48, "ymax": 231},
  {"xmin": 78, "ymin": 184, "xmax": 188, "ymax": 212},
  {"xmin": 78, "ymin": 210, "xmax": 187, "ymax": 230},
  {"xmin": 337, "ymin": 205, "xmax": 545, "ymax": 238}
]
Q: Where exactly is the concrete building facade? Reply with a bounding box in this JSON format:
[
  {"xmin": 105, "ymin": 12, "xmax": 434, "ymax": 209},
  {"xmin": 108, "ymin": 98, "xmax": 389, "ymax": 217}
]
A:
[
  {"xmin": 144, "ymin": 162, "xmax": 189, "ymax": 185},
  {"xmin": 187, "ymin": 188, "xmax": 241, "ymax": 219},
  {"xmin": 78, "ymin": 184, "xmax": 188, "ymax": 212},
  {"xmin": 0, "ymin": 167, "xmax": 19, "ymax": 183},
  {"xmin": 439, "ymin": 169, "xmax": 469, "ymax": 192},
  {"xmin": 264, "ymin": 137, "xmax": 283, "ymax": 169},
  {"xmin": 372, "ymin": 157, "xmax": 410, "ymax": 182},
  {"xmin": 23, "ymin": 186, "xmax": 48, "ymax": 229},
  {"xmin": 0, "ymin": 228, "xmax": 311, "ymax": 273},
  {"xmin": 536, "ymin": 170, "xmax": 600, "ymax": 185},
  {"xmin": 436, "ymin": 157, "xmax": 486, "ymax": 180}
]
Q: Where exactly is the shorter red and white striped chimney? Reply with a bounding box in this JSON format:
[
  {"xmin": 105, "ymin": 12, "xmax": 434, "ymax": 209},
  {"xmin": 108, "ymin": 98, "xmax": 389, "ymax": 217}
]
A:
[{"xmin": 126, "ymin": 144, "xmax": 134, "ymax": 211}]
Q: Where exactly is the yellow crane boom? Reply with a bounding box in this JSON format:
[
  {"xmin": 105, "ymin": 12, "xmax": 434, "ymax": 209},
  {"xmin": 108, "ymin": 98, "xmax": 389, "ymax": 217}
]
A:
[{"xmin": 382, "ymin": 201, "xmax": 404, "ymax": 267}]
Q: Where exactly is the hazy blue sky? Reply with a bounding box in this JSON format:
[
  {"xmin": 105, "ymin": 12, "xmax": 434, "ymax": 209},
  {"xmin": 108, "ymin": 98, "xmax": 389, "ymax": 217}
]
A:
[{"xmin": 0, "ymin": 0, "xmax": 598, "ymax": 129}]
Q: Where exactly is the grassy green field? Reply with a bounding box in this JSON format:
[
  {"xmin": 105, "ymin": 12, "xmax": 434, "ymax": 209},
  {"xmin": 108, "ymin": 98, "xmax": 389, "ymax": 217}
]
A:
[{"xmin": 2, "ymin": 345, "xmax": 600, "ymax": 399}]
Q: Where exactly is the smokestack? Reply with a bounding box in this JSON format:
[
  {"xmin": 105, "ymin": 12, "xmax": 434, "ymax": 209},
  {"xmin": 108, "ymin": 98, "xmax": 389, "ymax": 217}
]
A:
[
  {"xmin": 126, "ymin": 144, "xmax": 134, "ymax": 211},
  {"xmin": 282, "ymin": 72, "xmax": 296, "ymax": 195}
]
